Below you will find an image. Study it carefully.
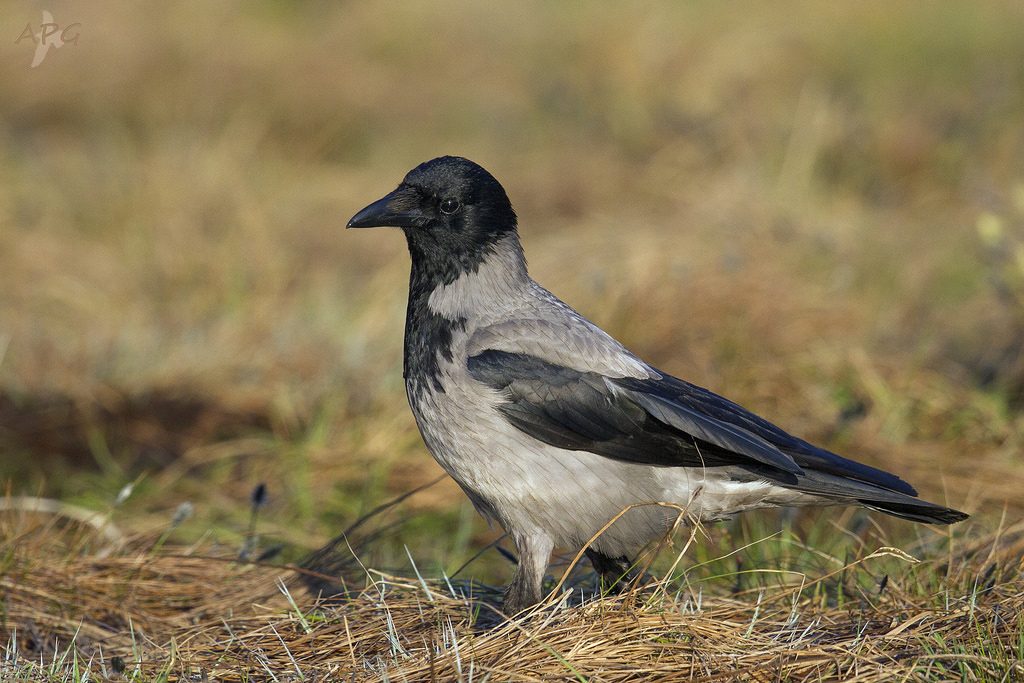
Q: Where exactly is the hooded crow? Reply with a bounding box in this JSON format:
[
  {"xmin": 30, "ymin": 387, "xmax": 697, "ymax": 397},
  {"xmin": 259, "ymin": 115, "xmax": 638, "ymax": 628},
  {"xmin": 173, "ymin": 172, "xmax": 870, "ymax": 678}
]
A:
[{"xmin": 347, "ymin": 156, "xmax": 968, "ymax": 615}]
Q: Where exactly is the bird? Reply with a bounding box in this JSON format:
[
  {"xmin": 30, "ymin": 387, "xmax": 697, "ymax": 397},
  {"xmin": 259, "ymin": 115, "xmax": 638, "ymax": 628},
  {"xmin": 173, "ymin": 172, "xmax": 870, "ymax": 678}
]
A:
[{"xmin": 346, "ymin": 156, "xmax": 968, "ymax": 615}]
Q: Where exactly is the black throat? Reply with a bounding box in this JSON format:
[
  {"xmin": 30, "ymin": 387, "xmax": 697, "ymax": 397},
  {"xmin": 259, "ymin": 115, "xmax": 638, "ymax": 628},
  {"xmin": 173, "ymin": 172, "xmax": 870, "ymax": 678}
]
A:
[{"xmin": 402, "ymin": 230, "xmax": 497, "ymax": 398}]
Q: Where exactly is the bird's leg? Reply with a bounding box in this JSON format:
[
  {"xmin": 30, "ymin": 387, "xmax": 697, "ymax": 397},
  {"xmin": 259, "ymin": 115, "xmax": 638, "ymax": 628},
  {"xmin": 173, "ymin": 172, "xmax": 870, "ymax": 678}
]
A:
[
  {"xmin": 503, "ymin": 532, "xmax": 553, "ymax": 615},
  {"xmin": 585, "ymin": 549, "xmax": 634, "ymax": 596}
]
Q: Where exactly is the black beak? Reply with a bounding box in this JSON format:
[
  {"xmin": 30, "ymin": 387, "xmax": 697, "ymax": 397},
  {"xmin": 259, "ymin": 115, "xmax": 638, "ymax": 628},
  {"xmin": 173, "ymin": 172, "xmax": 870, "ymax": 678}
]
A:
[{"xmin": 346, "ymin": 185, "xmax": 431, "ymax": 229}]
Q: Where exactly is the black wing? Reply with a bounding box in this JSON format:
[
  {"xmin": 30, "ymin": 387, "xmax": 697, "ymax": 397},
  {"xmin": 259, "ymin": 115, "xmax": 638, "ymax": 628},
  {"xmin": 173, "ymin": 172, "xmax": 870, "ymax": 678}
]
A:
[
  {"xmin": 467, "ymin": 350, "xmax": 968, "ymax": 524},
  {"xmin": 613, "ymin": 373, "xmax": 920, "ymax": 496},
  {"xmin": 467, "ymin": 350, "xmax": 804, "ymax": 474},
  {"xmin": 468, "ymin": 350, "xmax": 967, "ymax": 524}
]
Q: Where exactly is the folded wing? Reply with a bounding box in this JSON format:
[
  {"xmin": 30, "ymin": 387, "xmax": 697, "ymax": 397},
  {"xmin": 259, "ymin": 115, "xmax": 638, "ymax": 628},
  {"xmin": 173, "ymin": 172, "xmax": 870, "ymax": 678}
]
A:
[{"xmin": 468, "ymin": 349, "xmax": 967, "ymax": 524}]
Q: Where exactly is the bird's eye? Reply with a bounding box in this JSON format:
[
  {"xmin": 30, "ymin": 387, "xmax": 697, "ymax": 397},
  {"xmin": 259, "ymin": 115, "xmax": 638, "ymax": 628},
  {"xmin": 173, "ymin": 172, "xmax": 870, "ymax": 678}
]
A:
[{"xmin": 439, "ymin": 198, "xmax": 461, "ymax": 215}]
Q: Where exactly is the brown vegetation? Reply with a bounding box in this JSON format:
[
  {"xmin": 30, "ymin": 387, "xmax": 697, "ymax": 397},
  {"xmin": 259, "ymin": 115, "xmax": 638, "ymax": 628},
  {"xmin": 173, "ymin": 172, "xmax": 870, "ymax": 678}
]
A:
[{"xmin": 1, "ymin": 0, "xmax": 1023, "ymax": 679}]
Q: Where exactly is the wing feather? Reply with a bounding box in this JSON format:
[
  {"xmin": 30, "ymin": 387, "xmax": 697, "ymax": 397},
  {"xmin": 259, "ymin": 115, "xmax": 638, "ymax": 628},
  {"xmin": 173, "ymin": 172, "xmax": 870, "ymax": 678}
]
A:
[
  {"xmin": 469, "ymin": 350, "xmax": 801, "ymax": 474},
  {"xmin": 463, "ymin": 337, "xmax": 965, "ymax": 524},
  {"xmin": 468, "ymin": 349, "xmax": 925, "ymax": 498}
]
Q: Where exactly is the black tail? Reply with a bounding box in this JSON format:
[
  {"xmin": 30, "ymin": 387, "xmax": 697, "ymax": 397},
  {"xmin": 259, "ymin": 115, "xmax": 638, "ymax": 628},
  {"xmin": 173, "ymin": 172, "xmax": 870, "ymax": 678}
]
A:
[
  {"xmin": 860, "ymin": 498, "xmax": 969, "ymax": 525},
  {"xmin": 777, "ymin": 469, "xmax": 968, "ymax": 525}
]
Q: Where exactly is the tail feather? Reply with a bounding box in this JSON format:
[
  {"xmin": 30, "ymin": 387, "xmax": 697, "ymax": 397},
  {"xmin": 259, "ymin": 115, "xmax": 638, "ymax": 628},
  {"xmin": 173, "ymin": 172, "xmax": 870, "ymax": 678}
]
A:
[
  {"xmin": 781, "ymin": 469, "xmax": 968, "ymax": 525},
  {"xmin": 859, "ymin": 499, "xmax": 969, "ymax": 525}
]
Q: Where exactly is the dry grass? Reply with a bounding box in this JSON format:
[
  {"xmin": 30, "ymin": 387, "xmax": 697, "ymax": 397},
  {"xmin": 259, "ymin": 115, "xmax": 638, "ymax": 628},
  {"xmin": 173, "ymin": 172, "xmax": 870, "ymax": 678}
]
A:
[
  {"xmin": 1, "ymin": 507, "xmax": 1022, "ymax": 681},
  {"xmin": 2, "ymin": 0, "xmax": 1024, "ymax": 679}
]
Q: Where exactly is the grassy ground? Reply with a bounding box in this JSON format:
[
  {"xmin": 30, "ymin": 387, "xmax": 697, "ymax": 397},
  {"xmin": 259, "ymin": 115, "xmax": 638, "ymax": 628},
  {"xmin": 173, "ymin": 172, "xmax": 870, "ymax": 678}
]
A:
[{"xmin": 1, "ymin": 0, "xmax": 1023, "ymax": 679}]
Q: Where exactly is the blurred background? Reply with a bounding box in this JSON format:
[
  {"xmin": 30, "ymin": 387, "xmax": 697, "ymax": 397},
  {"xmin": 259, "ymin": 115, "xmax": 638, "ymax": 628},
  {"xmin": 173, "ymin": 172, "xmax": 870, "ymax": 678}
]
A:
[{"xmin": 1, "ymin": 1, "xmax": 1022, "ymax": 579}]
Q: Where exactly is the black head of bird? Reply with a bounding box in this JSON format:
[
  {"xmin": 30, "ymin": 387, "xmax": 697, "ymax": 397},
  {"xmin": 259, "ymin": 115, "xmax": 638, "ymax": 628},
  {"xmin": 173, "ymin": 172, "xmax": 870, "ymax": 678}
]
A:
[{"xmin": 348, "ymin": 156, "xmax": 518, "ymax": 274}]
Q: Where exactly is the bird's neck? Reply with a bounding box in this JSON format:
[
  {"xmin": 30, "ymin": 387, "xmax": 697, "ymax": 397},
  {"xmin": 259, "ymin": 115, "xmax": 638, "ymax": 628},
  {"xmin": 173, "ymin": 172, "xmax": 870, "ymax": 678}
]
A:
[
  {"xmin": 403, "ymin": 234, "xmax": 529, "ymax": 392},
  {"xmin": 414, "ymin": 234, "xmax": 528, "ymax": 317}
]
